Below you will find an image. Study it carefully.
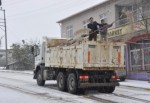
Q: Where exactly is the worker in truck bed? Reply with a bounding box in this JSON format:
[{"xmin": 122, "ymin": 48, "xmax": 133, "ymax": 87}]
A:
[
  {"xmin": 87, "ymin": 17, "xmax": 101, "ymax": 41},
  {"xmin": 99, "ymin": 19, "xmax": 113, "ymax": 41}
]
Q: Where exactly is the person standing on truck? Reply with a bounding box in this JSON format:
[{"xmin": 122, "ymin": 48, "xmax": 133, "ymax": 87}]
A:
[
  {"xmin": 99, "ymin": 19, "xmax": 113, "ymax": 41},
  {"xmin": 87, "ymin": 17, "xmax": 101, "ymax": 41}
]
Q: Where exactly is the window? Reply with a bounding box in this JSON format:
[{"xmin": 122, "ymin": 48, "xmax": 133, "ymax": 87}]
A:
[
  {"xmin": 66, "ymin": 25, "xmax": 73, "ymax": 38},
  {"xmin": 99, "ymin": 13, "xmax": 107, "ymax": 23},
  {"xmin": 82, "ymin": 20, "xmax": 89, "ymax": 28},
  {"xmin": 130, "ymin": 40, "xmax": 150, "ymax": 71}
]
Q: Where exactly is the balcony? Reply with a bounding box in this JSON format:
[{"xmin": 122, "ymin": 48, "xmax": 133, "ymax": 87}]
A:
[{"xmin": 107, "ymin": 10, "xmax": 150, "ymax": 41}]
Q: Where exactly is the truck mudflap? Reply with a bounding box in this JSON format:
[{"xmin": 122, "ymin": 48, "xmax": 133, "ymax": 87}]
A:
[{"xmin": 79, "ymin": 82, "xmax": 119, "ymax": 88}]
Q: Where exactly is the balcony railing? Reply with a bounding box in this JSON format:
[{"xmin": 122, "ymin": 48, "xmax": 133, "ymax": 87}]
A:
[
  {"xmin": 115, "ymin": 10, "xmax": 150, "ymax": 28},
  {"xmin": 107, "ymin": 10, "xmax": 150, "ymax": 39}
]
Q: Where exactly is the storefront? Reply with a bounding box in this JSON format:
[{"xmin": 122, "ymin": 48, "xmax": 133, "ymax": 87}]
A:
[
  {"xmin": 108, "ymin": 19, "xmax": 150, "ymax": 80},
  {"xmin": 127, "ymin": 34, "xmax": 150, "ymax": 80}
]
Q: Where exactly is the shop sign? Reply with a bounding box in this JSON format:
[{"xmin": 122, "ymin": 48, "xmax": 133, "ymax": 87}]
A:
[
  {"xmin": 132, "ymin": 20, "xmax": 146, "ymax": 31},
  {"xmin": 108, "ymin": 24, "xmax": 132, "ymax": 38}
]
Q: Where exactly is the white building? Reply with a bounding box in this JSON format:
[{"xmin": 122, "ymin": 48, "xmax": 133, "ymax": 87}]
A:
[{"xmin": 57, "ymin": 0, "xmax": 150, "ymax": 80}]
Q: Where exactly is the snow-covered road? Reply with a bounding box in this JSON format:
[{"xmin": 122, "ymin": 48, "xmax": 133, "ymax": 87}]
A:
[{"xmin": 0, "ymin": 71, "xmax": 150, "ymax": 103}]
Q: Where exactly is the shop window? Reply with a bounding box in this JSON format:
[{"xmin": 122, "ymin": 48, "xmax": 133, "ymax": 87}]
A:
[
  {"xmin": 130, "ymin": 40, "xmax": 150, "ymax": 71},
  {"xmin": 130, "ymin": 43, "xmax": 141, "ymax": 50},
  {"xmin": 144, "ymin": 48, "xmax": 150, "ymax": 64},
  {"xmin": 131, "ymin": 50, "xmax": 141, "ymax": 66}
]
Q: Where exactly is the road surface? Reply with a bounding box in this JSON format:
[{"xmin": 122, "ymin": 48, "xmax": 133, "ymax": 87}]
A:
[{"xmin": 0, "ymin": 71, "xmax": 150, "ymax": 103}]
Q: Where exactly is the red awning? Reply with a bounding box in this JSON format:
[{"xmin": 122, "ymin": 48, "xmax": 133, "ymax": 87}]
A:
[{"xmin": 128, "ymin": 33, "xmax": 150, "ymax": 42}]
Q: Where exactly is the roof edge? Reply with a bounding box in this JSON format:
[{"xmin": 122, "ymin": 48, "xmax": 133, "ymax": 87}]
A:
[{"xmin": 57, "ymin": 0, "xmax": 109, "ymax": 23}]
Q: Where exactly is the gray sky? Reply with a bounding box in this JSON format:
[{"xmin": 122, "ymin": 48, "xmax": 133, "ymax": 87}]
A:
[{"xmin": 0, "ymin": 0, "xmax": 105, "ymax": 48}]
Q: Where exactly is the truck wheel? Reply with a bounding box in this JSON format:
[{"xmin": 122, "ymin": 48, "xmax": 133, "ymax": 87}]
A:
[
  {"xmin": 120, "ymin": 77, "xmax": 126, "ymax": 81},
  {"xmin": 98, "ymin": 87, "xmax": 107, "ymax": 93},
  {"xmin": 67, "ymin": 73, "xmax": 78, "ymax": 94},
  {"xmin": 107, "ymin": 86, "xmax": 115, "ymax": 93},
  {"xmin": 57, "ymin": 72, "xmax": 67, "ymax": 91},
  {"xmin": 98, "ymin": 86, "xmax": 115, "ymax": 93},
  {"xmin": 37, "ymin": 70, "xmax": 45, "ymax": 86},
  {"xmin": 78, "ymin": 88, "xmax": 85, "ymax": 94}
]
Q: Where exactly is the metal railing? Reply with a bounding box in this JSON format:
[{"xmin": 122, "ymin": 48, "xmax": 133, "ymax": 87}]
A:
[{"xmin": 115, "ymin": 10, "xmax": 150, "ymax": 28}]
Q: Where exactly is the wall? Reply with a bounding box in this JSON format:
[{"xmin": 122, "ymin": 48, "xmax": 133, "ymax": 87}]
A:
[{"xmin": 60, "ymin": 0, "xmax": 117, "ymax": 38}]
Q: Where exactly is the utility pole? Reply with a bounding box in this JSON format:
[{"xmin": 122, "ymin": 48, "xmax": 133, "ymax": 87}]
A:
[
  {"xmin": 4, "ymin": 9, "xmax": 8, "ymax": 69},
  {"xmin": 0, "ymin": 0, "xmax": 8, "ymax": 69}
]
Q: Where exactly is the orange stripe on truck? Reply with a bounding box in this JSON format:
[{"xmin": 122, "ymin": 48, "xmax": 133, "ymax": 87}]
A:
[
  {"xmin": 88, "ymin": 49, "xmax": 90, "ymax": 64},
  {"xmin": 118, "ymin": 48, "xmax": 121, "ymax": 64}
]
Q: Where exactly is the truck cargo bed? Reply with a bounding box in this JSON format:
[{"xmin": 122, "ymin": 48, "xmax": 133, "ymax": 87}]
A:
[{"xmin": 45, "ymin": 41, "xmax": 125, "ymax": 70}]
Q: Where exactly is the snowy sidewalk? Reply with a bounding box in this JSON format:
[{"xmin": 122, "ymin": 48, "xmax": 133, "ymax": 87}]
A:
[{"xmin": 120, "ymin": 79, "xmax": 150, "ymax": 90}]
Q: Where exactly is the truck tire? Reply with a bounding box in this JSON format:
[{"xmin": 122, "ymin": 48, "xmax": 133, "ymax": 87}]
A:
[
  {"xmin": 107, "ymin": 86, "xmax": 115, "ymax": 93},
  {"xmin": 57, "ymin": 72, "xmax": 67, "ymax": 91},
  {"xmin": 37, "ymin": 70, "xmax": 45, "ymax": 86},
  {"xmin": 78, "ymin": 88, "xmax": 85, "ymax": 94},
  {"xmin": 120, "ymin": 77, "xmax": 126, "ymax": 81},
  {"xmin": 98, "ymin": 87, "xmax": 106, "ymax": 93},
  {"xmin": 67, "ymin": 73, "xmax": 78, "ymax": 94},
  {"xmin": 98, "ymin": 86, "xmax": 115, "ymax": 93}
]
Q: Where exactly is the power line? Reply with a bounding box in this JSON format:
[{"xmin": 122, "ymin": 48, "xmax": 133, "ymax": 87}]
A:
[
  {"xmin": 3, "ymin": 0, "xmax": 23, "ymax": 6},
  {"xmin": 6, "ymin": 0, "xmax": 73, "ymax": 18},
  {"xmin": 6, "ymin": 0, "xmax": 92, "ymax": 19}
]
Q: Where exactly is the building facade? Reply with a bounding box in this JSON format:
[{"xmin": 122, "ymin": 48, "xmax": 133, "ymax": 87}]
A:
[
  {"xmin": 0, "ymin": 49, "xmax": 18, "ymax": 68},
  {"xmin": 57, "ymin": 0, "xmax": 150, "ymax": 81},
  {"xmin": 0, "ymin": 49, "xmax": 6, "ymax": 67}
]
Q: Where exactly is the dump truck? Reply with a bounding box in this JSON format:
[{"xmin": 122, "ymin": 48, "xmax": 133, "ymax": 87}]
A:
[{"xmin": 33, "ymin": 37, "xmax": 125, "ymax": 94}]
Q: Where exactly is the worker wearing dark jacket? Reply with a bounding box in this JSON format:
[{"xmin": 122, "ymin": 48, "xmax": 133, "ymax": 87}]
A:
[{"xmin": 87, "ymin": 17, "xmax": 101, "ymax": 41}]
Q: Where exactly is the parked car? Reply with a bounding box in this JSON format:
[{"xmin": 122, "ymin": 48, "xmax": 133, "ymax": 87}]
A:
[{"xmin": 115, "ymin": 70, "xmax": 126, "ymax": 81}]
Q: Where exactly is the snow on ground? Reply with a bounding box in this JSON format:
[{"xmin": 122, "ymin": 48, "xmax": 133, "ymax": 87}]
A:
[
  {"xmin": 116, "ymin": 86, "xmax": 150, "ymax": 101},
  {"xmin": 0, "ymin": 72, "xmax": 98, "ymax": 103},
  {"xmin": 120, "ymin": 79, "xmax": 150, "ymax": 90},
  {"xmin": 0, "ymin": 69, "xmax": 150, "ymax": 89},
  {"xmin": 0, "ymin": 86, "xmax": 64, "ymax": 103},
  {"xmin": 93, "ymin": 93, "xmax": 143, "ymax": 103},
  {"xmin": 0, "ymin": 69, "xmax": 33, "ymax": 75},
  {"xmin": 0, "ymin": 70, "xmax": 150, "ymax": 103}
]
